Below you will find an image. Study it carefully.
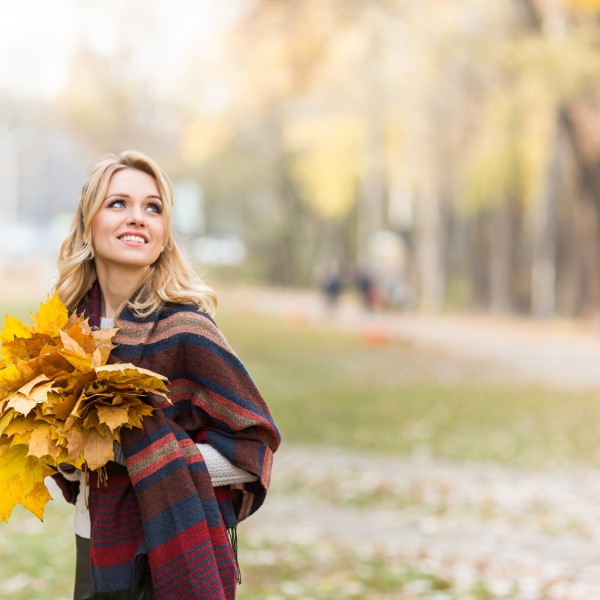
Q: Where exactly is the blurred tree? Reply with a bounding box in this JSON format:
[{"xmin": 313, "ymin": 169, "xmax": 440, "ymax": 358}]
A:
[
  {"xmin": 27, "ymin": 0, "xmax": 600, "ymax": 316},
  {"xmin": 514, "ymin": 0, "xmax": 600, "ymax": 316}
]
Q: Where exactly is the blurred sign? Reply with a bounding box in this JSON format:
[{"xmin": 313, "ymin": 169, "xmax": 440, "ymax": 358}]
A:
[
  {"xmin": 172, "ymin": 180, "xmax": 204, "ymax": 236},
  {"xmin": 190, "ymin": 235, "xmax": 246, "ymax": 266},
  {"xmin": 0, "ymin": 127, "xmax": 18, "ymax": 223},
  {"xmin": 367, "ymin": 229, "xmax": 406, "ymax": 270}
]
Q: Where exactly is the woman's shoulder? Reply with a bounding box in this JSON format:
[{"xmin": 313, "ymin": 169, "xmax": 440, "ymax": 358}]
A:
[
  {"xmin": 152, "ymin": 303, "xmax": 235, "ymax": 357},
  {"xmin": 158, "ymin": 302, "xmax": 221, "ymax": 337},
  {"xmin": 117, "ymin": 302, "xmax": 226, "ymax": 348},
  {"xmin": 161, "ymin": 301, "xmax": 214, "ymax": 321}
]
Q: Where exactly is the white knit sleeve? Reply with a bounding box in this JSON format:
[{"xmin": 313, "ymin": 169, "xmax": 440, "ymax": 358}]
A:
[{"xmin": 197, "ymin": 443, "xmax": 258, "ymax": 486}]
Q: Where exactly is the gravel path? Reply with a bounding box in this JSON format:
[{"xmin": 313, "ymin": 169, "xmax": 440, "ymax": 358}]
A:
[{"xmin": 244, "ymin": 445, "xmax": 600, "ymax": 599}]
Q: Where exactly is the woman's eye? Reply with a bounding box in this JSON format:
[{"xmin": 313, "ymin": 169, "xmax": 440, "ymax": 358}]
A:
[
  {"xmin": 108, "ymin": 199, "xmax": 126, "ymax": 208},
  {"xmin": 146, "ymin": 203, "xmax": 162, "ymax": 214}
]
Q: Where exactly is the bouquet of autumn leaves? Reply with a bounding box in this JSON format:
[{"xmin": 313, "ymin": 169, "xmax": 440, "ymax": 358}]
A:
[{"xmin": 0, "ymin": 294, "xmax": 168, "ymax": 522}]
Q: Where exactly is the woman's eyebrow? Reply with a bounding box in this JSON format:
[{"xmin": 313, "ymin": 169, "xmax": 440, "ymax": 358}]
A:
[{"xmin": 105, "ymin": 193, "xmax": 163, "ymax": 201}]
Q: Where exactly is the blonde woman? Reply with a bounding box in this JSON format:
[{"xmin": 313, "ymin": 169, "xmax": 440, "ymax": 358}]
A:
[{"xmin": 52, "ymin": 151, "xmax": 280, "ymax": 600}]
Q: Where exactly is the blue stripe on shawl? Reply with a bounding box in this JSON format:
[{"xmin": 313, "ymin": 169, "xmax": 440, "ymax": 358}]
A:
[
  {"xmin": 116, "ymin": 324, "xmax": 250, "ymax": 378},
  {"xmin": 204, "ymin": 429, "xmax": 237, "ymax": 457},
  {"xmin": 123, "ymin": 423, "xmax": 174, "ymax": 457},
  {"xmin": 143, "ymin": 496, "xmax": 223, "ymax": 550},
  {"xmin": 91, "ymin": 564, "xmax": 133, "ymax": 592}
]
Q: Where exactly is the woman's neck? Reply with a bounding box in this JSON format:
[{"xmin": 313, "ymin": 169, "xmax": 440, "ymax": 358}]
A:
[{"xmin": 95, "ymin": 264, "xmax": 150, "ymax": 318}]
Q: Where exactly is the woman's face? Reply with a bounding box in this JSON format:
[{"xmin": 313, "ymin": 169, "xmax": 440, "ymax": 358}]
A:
[{"xmin": 91, "ymin": 168, "xmax": 166, "ymax": 276}]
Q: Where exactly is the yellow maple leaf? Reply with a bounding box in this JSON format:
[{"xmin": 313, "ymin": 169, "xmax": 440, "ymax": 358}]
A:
[
  {"xmin": 125, "ymin": 403, "xmax": 155, "ymax": 429},
  {"xmin": 6, "ymin": 375, "xmax": 54, "ymax": 416},
  {"xmin": 7, "ymin": 394, "xmax": 40, "ymax": 417},
  {"xmin": 0, "ymin": 412, "xmax": 14, "ymax": 438},
  {"xmin": 0, "ymin": 340, "xmax": 30, "ymax": 365},
  {"xmin": 31, "ymin": 293, "xmax": 69, "ymax": 336},
  {"xmin": 27, "ymin": 423, "xmax": 54, "ymax": 459},
  {"xmin": 96, "ymin": 362, "xmax": 167, "ymax": 379},
  {"xmin": 0, "ymin": 445, "xmax": 54, "ymax": 522},
  {"xmin": 0, "ymin": 364, "xmax": 25, "ymax": 397},
  {"xmin": 60, "ymin": 426, "xmax": 85, "ymax": 465},
  {"xmin": 21, "ymin": 482, "xmax": 53, "ymax": 521},
  {"xmin": 50, "ymin": 393, "xmax": 80, "ymax": 421},
  {"xmin": 59, "ymin": 330, "xmax": 88, "ymax": 358},
  {"xmin": 82, "ymin": 424, "xmax": 115, "ymax": 471},
  {"xmin": 3, "ymin": 414, "xmax": 36, "ymax": 439},
  {"xmin": 91, "ymin": 327, "xmax": 118, "ymax": 350},
  {"xmin": 1, "ymin": 315, "xmax": 32, "ymax": 344},
  {"xmin": 95, "ymin": 403, "xmax": 131, "ymax": 433},
  {"xmin": 59, "ymin": 348, "xmax": 92, "ymax": 372}
]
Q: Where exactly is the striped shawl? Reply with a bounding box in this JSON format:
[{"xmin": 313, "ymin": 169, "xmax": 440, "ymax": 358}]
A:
[{"xmin": 65, "ymin": 284, "xmax": 280, "ymax": 599}]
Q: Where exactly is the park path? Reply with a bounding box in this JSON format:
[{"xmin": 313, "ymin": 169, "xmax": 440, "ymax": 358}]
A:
[
  {"xmin": 219, "ymin": 285, "xmax": 600, "ymax": 391},
  {"xmin": 219, "ymin": 286, "xmax": 600, "ymax": 598},
  {"xmin": 248, "ymin": 446, "xmax": 600, "ymax": 599}
]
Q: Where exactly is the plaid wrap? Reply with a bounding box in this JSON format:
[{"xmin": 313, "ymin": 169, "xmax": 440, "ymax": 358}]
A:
[{"xmin": 69, "ymin": 283, "xmax": 280, "ymax": 599}]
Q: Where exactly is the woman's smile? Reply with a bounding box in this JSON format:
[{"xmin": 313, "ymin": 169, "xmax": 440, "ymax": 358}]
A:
[{"xmin": 117, "ymin": 232, "xmax": 149, "ymax": 245}]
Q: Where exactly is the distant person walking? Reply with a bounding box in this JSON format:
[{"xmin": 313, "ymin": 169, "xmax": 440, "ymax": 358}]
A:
[
  {"xmin": 355, "ymin": 264, "xmax": 376, "ymax": 311},
  {"xmin": 319, "ymin": 259, "xmax": 343, "ymax": 312}
]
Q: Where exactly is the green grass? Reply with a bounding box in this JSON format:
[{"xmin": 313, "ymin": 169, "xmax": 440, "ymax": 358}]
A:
[
  {"xmin": 0, "ymin": 502, "xmax": 75, "ymax": 600},
  {"xmin": 217, "ymin": 310, "xmax": 600, "ymax": 469}
]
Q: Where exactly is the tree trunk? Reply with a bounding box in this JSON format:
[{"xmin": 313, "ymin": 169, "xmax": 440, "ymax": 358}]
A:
[
  {"xmin": 531, "ymin": 120, "xmax": 562, "ymax": 318},
  {"xmin": 517, "ymin": 0, "xmax": 600, "ymax": 315},
  {"xmin": 489, "ymin": 200, "xmax": 513, "ymax": 313},
  {"xmin": 417, "ymin": 188, "xmax": 444, "ymax": 310},
  {"xmin": 357, "ymin": 23, "xmax": 386, "ymax": 265},
  {"xmin": 572, "ymin": 190, "xmax": 600, "ymax": 317}
]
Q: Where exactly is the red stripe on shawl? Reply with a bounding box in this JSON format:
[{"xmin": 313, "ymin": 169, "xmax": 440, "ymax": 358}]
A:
[
  {"xmin": 260, "ymin": 446, "xmax": 274, "ymax": 489},
  {"xmin": 193, "ymin": 385, "xmax": 276, "ymax": 433},
  {"xmin": 129, "ymin": 437, "xmax": 205, "ymax": 486},
  {"xmin": 91, "ymin": 539, "xmax": 141, "ymax": 568},
  {"xmin": 150, "ymin": 523, "xmax": 234, "ymax": 599},
  {"xmin": 150, "ymin": 522, "xmax": 210, "ymax": 564}
]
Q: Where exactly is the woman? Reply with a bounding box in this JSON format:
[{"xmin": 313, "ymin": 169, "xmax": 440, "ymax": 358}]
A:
[{"xmin": 52, "ymin": 150, "xmax": 281, "ymax": 600}]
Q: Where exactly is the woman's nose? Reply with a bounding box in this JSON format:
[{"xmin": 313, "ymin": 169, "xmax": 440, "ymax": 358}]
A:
[{"xmin": 126, "ymin": 206, "xmax": 146, "ymax": 225}]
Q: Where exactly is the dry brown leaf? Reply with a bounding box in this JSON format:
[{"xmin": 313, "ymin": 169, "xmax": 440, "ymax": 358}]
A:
[
  {"xmin": 27, "ymin": 423, "xmax": 54, "ymax": 458},
  {"xmin": 82, "ymin": 425, "xmax": 115, "ymax": 471}
]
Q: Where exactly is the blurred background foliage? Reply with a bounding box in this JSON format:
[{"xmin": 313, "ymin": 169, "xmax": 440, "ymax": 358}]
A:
[{"xmin": 3, "ymin": 0, "xmax": 600, "ymax": 316}]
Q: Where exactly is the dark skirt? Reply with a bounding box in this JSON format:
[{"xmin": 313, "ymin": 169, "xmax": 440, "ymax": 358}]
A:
[
  {"xmin": 74, "ymin": 534, "xmax": 154, "ymax": 600},
  {"xmin": 74, "ymin": 535, "xmax": 94, "ymax": 600}
]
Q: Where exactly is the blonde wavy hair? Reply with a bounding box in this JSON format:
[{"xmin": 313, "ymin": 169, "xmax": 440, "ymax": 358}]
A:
[{"xmin": 54, "ymin": 150, "xmax": 217, "ymax": 318}]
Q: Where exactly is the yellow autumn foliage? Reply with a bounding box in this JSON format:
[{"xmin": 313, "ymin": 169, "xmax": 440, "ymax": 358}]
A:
[
  {"xmin": 567, "ymin": 0, "xmax": 600, "ymax": 10},
  {"xmin": 0, "ymin": 294, "xmax": 168, "ymax": 522},
  {"xmin": 285, "ymin": 113, "xmax": 362, "ymax": 220}
]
